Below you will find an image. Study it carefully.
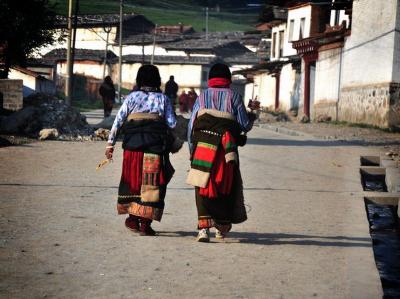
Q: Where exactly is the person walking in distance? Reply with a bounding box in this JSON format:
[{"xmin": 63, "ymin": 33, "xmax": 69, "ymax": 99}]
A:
[
  {"xmin": 99, "ymin": 76, "xmax": 116, "ymax": 118},
  {"xmin": 165, "ymin": 75, "xmax": 179, "ymax": 111}
]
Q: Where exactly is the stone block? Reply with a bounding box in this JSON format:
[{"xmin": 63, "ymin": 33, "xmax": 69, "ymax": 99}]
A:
[
  {"xmin": 0, "ymin": 79, "xmax": 23, "ymax": 111},
  {"xmin": 385, "ymin": 166, "xmax": 400, "ymax": 193}
]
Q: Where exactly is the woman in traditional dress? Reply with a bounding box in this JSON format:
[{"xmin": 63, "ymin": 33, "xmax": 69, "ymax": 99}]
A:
[
  {"xmin": 187, "ymin": 63, "xmax": 255, "ymax": 242},
  {"xmin": 105, "ymin": 65, "xmax": 177, "ymax": 236}
]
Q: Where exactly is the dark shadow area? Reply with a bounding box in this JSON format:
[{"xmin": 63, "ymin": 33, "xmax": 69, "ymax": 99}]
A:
[
  {"xmin": 360, "ymin": 156, "xmax": 380, "ymax": 167},
  {"xmin": 364, "ymin": 198, "xmax": 400, "ymax": 299},
  {"xmin": 360, "ymin": 169, "xmax": 388, "ymax": 192},
  {"xmin": 157, "ymin": 231, "xmax": 371, "ymax": 247},
  {"xmin": 247, "ymin": 137, "xmax": 400, "ymax": 147}
]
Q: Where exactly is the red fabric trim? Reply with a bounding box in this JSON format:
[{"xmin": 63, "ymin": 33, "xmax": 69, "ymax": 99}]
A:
[
  {"xmin": 208, "ymin": 77, "xmax": 231, "ymax": 88},
  {"xmin": 198, "ymin": 147, "xmax": 235, "ymax": 198},
  {"xmin": 121, "ymin": 150, "xmax": 165, "ymax": 195}
]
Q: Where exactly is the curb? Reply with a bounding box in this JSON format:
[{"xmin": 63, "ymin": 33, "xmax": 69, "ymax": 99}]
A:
[{"xmin": 255, "ymin": 123, "xmax": 315, "ymax": 138}]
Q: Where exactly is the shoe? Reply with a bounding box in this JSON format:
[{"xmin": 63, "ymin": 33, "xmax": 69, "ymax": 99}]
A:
[
  {"xmin": 197, "ymin": 228, "xmax": 210, "ymax": 242},
  {"xmin": 139, "ymin": 219, "xmax": 156, "ymax": 236},
  {"xmin": 215, "ymin": 228, "xmax": 225, "ymax": 239},
  {"xmin": 125, "ymin": 216, "xmax": 140, "ymax": 232},
  {"xmin": 215, "ymin": 224, "xmax": 232, "ymax": 239}
]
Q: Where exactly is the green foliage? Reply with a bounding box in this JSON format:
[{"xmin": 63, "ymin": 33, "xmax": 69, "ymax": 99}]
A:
[
  {"xmin": 0, "ymin": 0, "xmax": 61, "ymax": 78},
  {"xmin": 49, "ymin": 0, "xmax": 258, "ymax": 32}
]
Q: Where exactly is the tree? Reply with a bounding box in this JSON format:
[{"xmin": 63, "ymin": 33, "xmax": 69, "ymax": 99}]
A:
[{"xmin": 0, "ymin": 0, "xmax": 60, "ymax": 79}]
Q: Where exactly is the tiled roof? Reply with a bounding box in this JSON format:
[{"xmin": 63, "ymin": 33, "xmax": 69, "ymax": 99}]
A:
[
  {"xmin": 53, "ymin": 13, "xmax": 147, "ymax": 28},
  {"xmin": 115, "ymin": 54, "xmax": 216, "ymax": 65},
  {"xmin": 42, "ymin": 48, "xmax": 117, "ymax": 63}
]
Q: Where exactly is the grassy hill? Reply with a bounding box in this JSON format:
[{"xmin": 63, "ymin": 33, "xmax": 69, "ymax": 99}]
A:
[{"xmin": 49, "ymin": 0, "xmax": 260, "ymax": 32}]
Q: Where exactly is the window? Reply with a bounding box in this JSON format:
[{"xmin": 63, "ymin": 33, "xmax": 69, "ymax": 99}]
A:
[
  {"xmin": 272, "ymin": 32, "xmax": 277, "ymax": 58},
  {"xmin": 288, "ymin": 19, "xmax": 295, "ymax": 42},
  {"xmin": 279, "ymin": 30, "xmax": 284, "ymax": 58},
  {"xmin": 299, "ymin": 17, "xmax": 306, "ymax": 40}
]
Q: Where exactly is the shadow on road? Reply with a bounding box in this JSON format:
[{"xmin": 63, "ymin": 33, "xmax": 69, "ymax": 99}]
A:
[
  {"xmin": 247, "ymin": 138, "xmax": 400, "ymax": 147},
  {"xmin": 157, "ymin": 231, "xmax": 372, "ymax": 247}
]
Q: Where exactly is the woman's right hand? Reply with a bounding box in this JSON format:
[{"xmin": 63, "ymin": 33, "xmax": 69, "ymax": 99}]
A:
[{"xmin": 105, "ymin": 144, "xmax": 114, "ymax": 160}]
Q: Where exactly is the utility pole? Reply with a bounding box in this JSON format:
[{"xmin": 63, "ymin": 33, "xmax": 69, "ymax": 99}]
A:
[
  {"xmin": 205, "ymin": 7, "xmax": 209, "ymax": 40},
  {"xmin": 118, "ymin": 0, "xmax": 123, "ymax": 103},
  {"xmin": 65, "ymin": 0, "xmax": 73, "ymax": 105},
  {"xmin": 151, "ymin": 24, "xmax": 157, "ymax": 64},
  {"xmin": 103, "ymin": 26, "xmax": 112, "ymax": 79},
  {"xmin": 70, "ymin": 0, "xmax": 79, "ymax": 100}
]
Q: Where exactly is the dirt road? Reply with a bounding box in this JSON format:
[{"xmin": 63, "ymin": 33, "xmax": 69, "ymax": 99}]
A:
[{"xmin": 0, "ymin": 126, "xmax": 383, "ymax": 298}]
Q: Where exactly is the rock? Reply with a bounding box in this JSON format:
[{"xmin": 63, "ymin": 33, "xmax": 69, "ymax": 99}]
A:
[
  {"xmin": 275, "ymin": 113, "xmax": 289, "ymax": 122},
  {"xmin": 0, "ymin": 137, "xmax": 13, "ymax": 147},
  {"xmin": 94, "ymin": 128, "xmax": 110, "ymax": 140},
  {"xmin": 39, "ymin": 128, "xmax": 59, "ymax": 140},
  {"xmin": 300, "ymin": 115, "xmax": 310, "ymax": 123},
  {"xmin": 0, "ymin": 106, "xmax": 39, "ymax": 135},
  {"xmin": 316, "ymin": 114, "xmax": 332, "ymax": 123},
  {"xmin": 1, "ymin": 93, "xmax": 93, "ymax": 139}
]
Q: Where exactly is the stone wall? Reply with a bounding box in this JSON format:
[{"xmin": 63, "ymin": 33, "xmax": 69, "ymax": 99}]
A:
[
  {"xmin": 0, "ymin": 79, "xmax": 23, "ymax": 111},
  {"xmin": 339, "ymin": 83, "xmax": 400, "ymax": 127}
]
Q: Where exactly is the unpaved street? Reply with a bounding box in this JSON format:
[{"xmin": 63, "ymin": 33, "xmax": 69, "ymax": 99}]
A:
[{"xmin": 0, "ymin": 126, "xmax": 383, "ymax": 298}]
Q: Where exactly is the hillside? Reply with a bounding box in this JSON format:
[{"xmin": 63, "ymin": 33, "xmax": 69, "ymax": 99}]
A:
[{"xmin": 49, "ymin": 0, "xmax": 261, "ymax": 32}]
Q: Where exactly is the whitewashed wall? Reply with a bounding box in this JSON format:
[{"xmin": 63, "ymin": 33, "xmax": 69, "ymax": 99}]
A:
[
  {"xmin": 253, "ymin": 72, "xmax": 276, "ymax": 108},
  {"xmin": 8, "ymin": 69, "xmax": 36, "ymax": 91},
  {"xmin": 58, "ymin": 61, "xmax": 105, "ymax": 79},
  {"xmin": 338, "ymin": 0, "xmax": 400, "ymax": 127},
  {"xmin": 38, "ymin": 28, "xmax": 117, "ymax": 56},
  {"xmin": 279, "ymin": 63, "xmax": 300, "ymax": 111},
  {"xmin": 313, "ymin": 48, "xmax": 342, "ymax": 119},
  {"xmin": 271, "ymin": 23, "xmax": 287, "ymax": 61},
  {"xmin": 284, "ymin": 5, "xmax": 312, "ymax": 57},
  {"xmin": 112, "ymin": 63, "xmax": 204, "ymax": 91},
  {"xmin": 393, "ymin": 4, "xmax": 400, "ymax": 82},
  {"xmin": 341, "ymin": 0, "xmax": 397, "ymax": 85}
]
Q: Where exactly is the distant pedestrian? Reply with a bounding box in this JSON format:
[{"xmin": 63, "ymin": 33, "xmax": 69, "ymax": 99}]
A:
[
  {"xmin": 99, "ymin": 76, "xmax": 115, "ymax": 118},
  {"xmin": 178, "ymin": 90, "xmax": 189, "ymax": 113},
  {"xmin": 187, "ymin": 63, "xmax": 256, "ymax": 242},
  {"xmin": 165, "ymin": 75, "xmax": 179, "ymax": 110},
  {"xmin": 187, "ymin": 87, "xmax": 197, "ymax": 112},
  {"xmin": 105, "ymin": 64, "xmax": 177, "ymax": 236}
]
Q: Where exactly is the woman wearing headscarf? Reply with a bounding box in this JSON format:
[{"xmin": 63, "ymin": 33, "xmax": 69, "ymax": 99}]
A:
[
  {"xmin": 187, "ymin": 63, "xmax": 255, "ymax": 242},
  {"xmin": 105, "ymin": 65, "xmax": 177, "ymax": 236}
]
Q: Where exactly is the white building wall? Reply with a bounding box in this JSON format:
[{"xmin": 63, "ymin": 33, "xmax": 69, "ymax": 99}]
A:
[
  {"xmin": 279, "ymin": 63, "xmax": 300, "ymax": 111},
  {"xmin": 254, "ymin": 73, "xmax": 275, "ymax": 108},
  {"xmin": 112, "ymin": 63, "xmax": 203, "ymax": 91},
  {"xmin": 38, "ymin": 28, "xmax": 117, "ymax": 56},
  {"xmin": 244, "ymin": 82, "xmax": 254, "ymax": 103},
  {"xmin": 330, "ymin": 10, "xmax": 350, "ymax": 28},
  {"xmin": 393, "ymin": 3, "xmax": 400, "ymax": 82},
  {"xmin": 58, "ymin": 61, "xmax": 105, "ymax": 79},
  {"xmin": 339, "ymin": 0, "xmax": 400, "ymax": 127},
  {"xmin": 271, "ymin": 23, "xmax": 287, "ymax": 61},
  {"xmin": 285, "ymin": 5, "xmax": 312, "ymax": 57},
  {"xmin": 109, "ymin": 45, "xmax": 187, "ymax": 56},
  {"xmin": 313, "ymin": 47, "xmax": 342, "ymax": 119},
  {"xmin": 341, "ymin": 1, "xmax": 397, "ymax": 86},
  {"xmin": 8, "ymin": 69, "xmax": 36, "ymax": 91}
]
